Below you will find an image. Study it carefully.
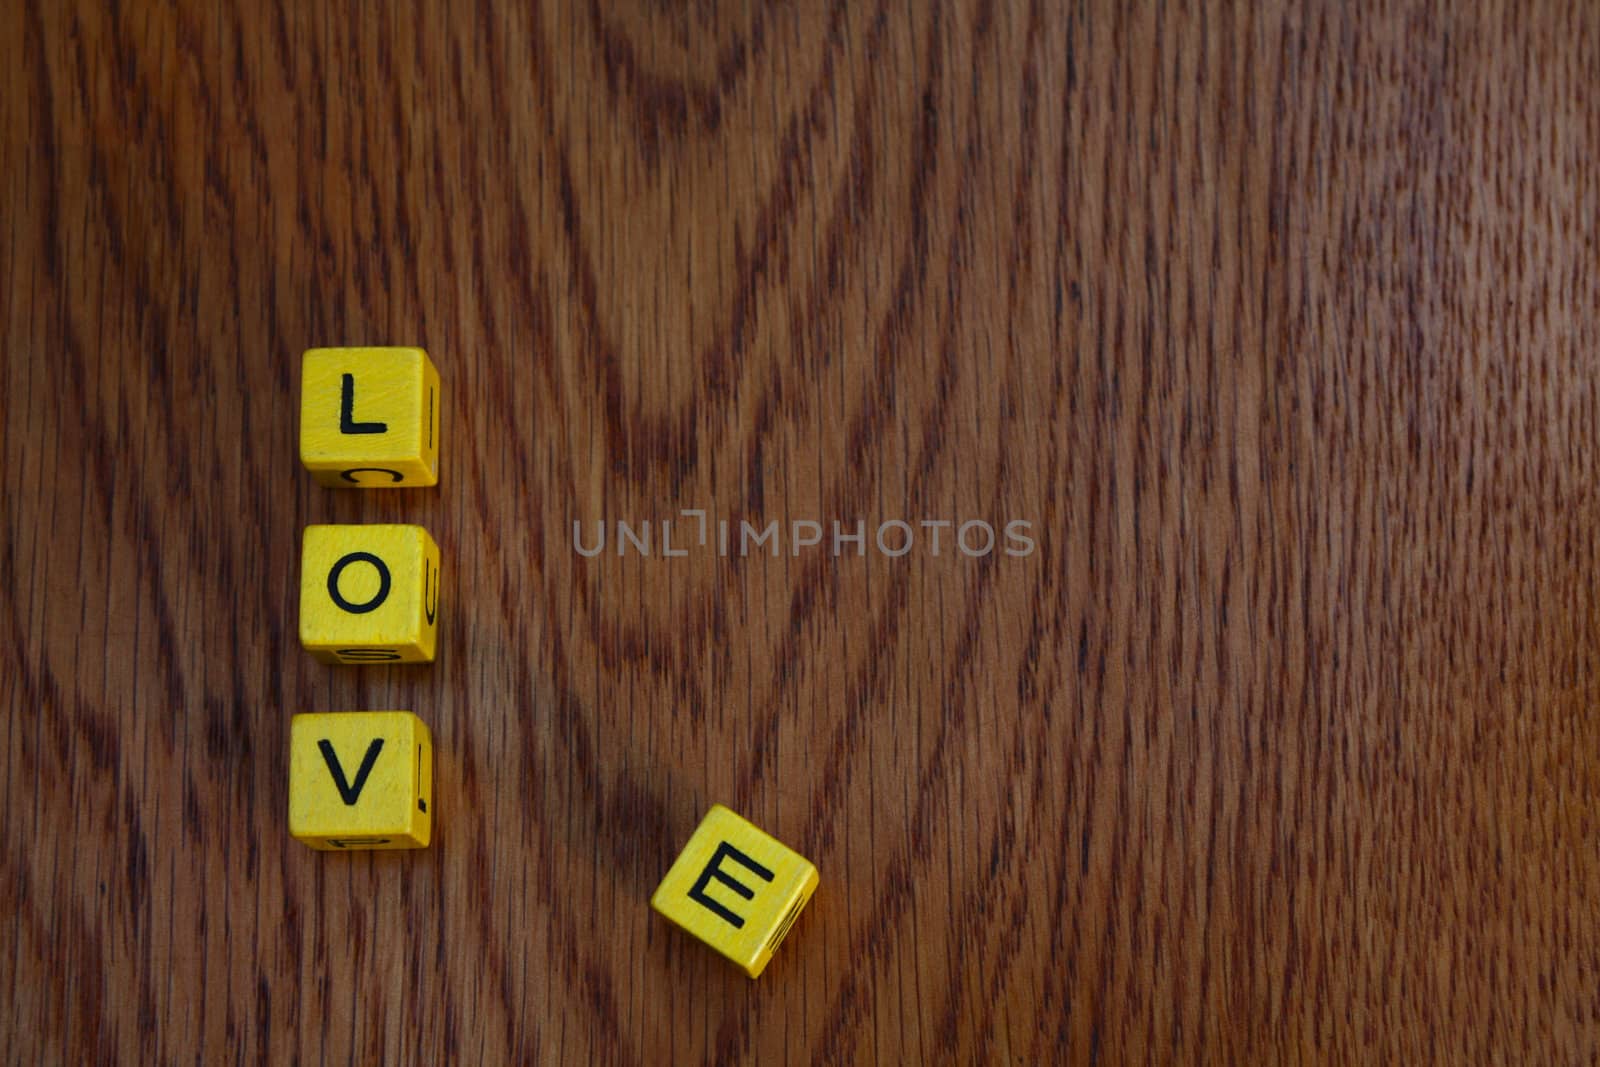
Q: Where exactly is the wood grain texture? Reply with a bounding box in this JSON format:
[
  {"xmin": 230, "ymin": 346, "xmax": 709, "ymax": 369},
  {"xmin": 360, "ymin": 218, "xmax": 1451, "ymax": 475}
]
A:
[{"xmin": 3, "ymin": 1, "xmax": 1598, "ymax": 1061}]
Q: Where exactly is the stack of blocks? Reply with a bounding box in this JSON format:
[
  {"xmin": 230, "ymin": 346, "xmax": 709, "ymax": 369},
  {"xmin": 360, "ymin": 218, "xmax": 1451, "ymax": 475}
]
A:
[
  {"xmin": 292, "ymin": 347, "xmax": 439, "ymax": 850},
  {"xmin": 290, "ymin": 347, "xmax": 819, "ymax": 975}
]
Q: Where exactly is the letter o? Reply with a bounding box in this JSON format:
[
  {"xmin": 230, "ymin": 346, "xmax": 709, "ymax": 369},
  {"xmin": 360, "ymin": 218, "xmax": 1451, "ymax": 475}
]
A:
[
  {"xmin": 876, "ymin": 520, "xmax": 915, "ymax": 557},
  {"xmin": 328, "ymin": 552, "xmax": 392, "ymax": 614},
  {"xmin": 957, "ymin": 520, "xmax": 996, "ymax": 557}
]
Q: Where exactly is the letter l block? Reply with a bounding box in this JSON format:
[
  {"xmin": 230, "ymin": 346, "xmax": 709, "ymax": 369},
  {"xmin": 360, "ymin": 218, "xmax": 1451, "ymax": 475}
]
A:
[{"xmin": 300, "ymin": 346, "xmax": 441, "ymax": 487}]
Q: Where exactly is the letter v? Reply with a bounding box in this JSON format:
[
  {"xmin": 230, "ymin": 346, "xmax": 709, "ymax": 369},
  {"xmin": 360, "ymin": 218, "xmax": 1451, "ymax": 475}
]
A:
[{"xmin": 318, "ymin": 738, "xmax": 385, "ymax": 805}]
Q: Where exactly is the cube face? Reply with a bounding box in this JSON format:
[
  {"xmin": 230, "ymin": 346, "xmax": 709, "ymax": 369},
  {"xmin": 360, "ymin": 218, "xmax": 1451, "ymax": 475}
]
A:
[
  {"xmin": 299, "ymin": 524, "xmax": 440, "ymax": 664},
  {"xmin": 300, "ymin": 347, "xmax": 440, "ymax": 487},
  {"xmin": 651, "ymin": 805, "xmax": 818, "ymax": 978},
  {"xmin": 289, "ymin": 711, "xmax": 433, "ymax": 850}
]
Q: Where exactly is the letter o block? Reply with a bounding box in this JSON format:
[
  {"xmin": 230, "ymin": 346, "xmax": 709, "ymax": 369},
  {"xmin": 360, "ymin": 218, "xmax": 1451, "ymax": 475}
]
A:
[
  {"xmin": 299, "ymin": 524, "xmax": 440, "ymax": 664},
  {"xmin": 300, "ymin": 347, "xmax": 441, "ymax": 487},
  {"xmin": 651, "ymin": 805, "xmax": 819, "ymax": 978},
  {"xmin": 289, "ymin": 711, "xmax": 433, "ymax": 850}
]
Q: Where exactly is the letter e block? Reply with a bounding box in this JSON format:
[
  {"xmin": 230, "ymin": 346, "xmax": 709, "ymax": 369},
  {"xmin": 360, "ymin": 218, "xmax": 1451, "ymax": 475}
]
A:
[
  {"xmin": 650, "ymin": 805, "xmax": 819, "ymax": 978},
  {"xmin": 289, "ymin": 711, "xmax": 433, "ymax": 850},
  {"xmin": 299, "ymin": 524, "xmax": 440, "ymax": 664},
  {"xmin": 300, "ymin": 346, "xmax": 441, "ymax": 487}
]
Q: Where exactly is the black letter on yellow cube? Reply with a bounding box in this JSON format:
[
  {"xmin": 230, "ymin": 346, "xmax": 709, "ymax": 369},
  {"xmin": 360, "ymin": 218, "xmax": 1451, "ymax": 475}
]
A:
[
  {"xmin": 289, "ymin": 712, "xmax": 432, "ymax": 850},
  {"xmin": 299, "ymin": 524, "xmax": 440, "ymax": 664}
]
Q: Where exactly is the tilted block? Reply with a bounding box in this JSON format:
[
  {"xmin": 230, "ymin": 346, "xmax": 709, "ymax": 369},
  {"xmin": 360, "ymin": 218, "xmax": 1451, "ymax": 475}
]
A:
[
  {"xmin": 299, "ymin": 524, "xmax": 440, "ymax": 664},
  {"xmin": 651, "ymin": 804, "xmax": 819, "ymax": 978},
  {"xmin": 300, "ymin": 346, "xmax": 441, "ymax": 487},
  {"xmin": 289, "ymin": 711, "xmax": 433, "ymax": 850}
]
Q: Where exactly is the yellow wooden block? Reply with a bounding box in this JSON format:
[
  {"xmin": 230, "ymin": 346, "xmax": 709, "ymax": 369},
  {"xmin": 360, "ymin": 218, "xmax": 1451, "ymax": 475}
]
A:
[
  {"xmin": 289, "ymin": 711, "xmax": 433, "ymax": 850},
  {"xmin": 300, "ymin": 346, "xmax": 441, "ymax": 487},
  {"xmin": 651, "ymin": 805, "xmax": 818, "ymax": 978},
  {"xmin": 299, "ymin": 524, "xmax": 440, "ymax": 664}
]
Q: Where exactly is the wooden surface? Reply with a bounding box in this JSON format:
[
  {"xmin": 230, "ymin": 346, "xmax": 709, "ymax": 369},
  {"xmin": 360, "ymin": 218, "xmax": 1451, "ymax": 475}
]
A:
[{"xmin": 4, "ymin": 1, "xmax": 1598, "ymax": 1062}]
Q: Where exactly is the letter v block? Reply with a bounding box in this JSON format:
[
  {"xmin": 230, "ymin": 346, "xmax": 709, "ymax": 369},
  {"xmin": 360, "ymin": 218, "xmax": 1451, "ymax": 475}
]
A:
[
  {"xmin": 289, "ymin": 712, "xmax": 433, "ymax": 850},
  {"xmin": 651, "ymin": 805, "xmax": 819, "ymax": 977}
]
